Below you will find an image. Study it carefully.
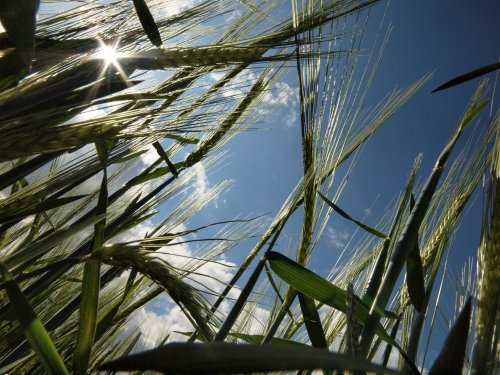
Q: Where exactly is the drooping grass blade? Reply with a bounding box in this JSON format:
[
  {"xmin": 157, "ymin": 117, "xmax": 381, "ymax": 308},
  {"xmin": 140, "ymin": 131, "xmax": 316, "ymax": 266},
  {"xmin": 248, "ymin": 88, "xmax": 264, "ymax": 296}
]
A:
[
  {"xmin": 99, "ymin": 342, "xmax": 400, "ymax": 374},
  {"xmin": 318, "ymin": 191, "xmax": 389, "ymax": 239},
  {"xmin": 432, "ymin": 62, "xmax": 500, "ymax": 93}
]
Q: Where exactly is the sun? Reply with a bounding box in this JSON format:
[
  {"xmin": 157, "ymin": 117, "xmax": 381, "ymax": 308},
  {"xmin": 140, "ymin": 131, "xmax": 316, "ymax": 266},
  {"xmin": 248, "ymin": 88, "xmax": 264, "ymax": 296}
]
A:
[
  {"xmin": 96, "ymin": 38, "xmax": 123, "ymax": 72},
  {"xmin": 99, "ymin": 44, "xmax": 119, "ymax": 68},
  {"xmin": 86, "ymin": 38, "xmax": 131, "ymax": 101}
]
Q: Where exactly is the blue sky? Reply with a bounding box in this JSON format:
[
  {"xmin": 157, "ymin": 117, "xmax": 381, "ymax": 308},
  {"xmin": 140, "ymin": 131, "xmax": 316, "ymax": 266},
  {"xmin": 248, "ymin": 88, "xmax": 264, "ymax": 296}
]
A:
[
  {"xmin": 25, "ymin": 0, "xmax": 498, "ymax": 370},
  {"xmin": 191, "ymin": 0, "xmax": 500, "ymax": 271},
  {"xmin": 173, "ymin": 0, "xmax": 500, "ymax": 369}
]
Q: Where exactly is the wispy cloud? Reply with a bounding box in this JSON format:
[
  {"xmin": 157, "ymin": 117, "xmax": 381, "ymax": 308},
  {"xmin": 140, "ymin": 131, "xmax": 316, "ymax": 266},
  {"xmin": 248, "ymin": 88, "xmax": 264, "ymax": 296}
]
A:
[
  {"xmin": 192, "ymin": 162, "xmax": 209, "ymax": 196},
  {"xmin": 326, "ymin": 226, "xmax": 349, "ymax": 249}
]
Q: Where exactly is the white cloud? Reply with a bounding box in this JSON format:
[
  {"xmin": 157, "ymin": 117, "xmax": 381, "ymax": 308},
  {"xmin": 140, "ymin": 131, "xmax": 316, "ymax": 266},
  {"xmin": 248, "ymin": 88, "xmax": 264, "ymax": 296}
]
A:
[
  {"xmin": 209, "ymin": 70, "xmax": 258, "ymax": 99},
  {"xmin": 192, "ymin": 162, "xmax": 209, "ymax": 196},
  {"xmin": 285, "ymin": 108, "xmax": 299, "ymax": 127},
  {"xmin": 326, "ymin": 226, "xmax": 349, "ymax": 249},
  {"xmin": 122, "ymin": 301, "xmax": 193, "ymax": 348},
  {"xmin": 262, "ymin": 81, "xmax": 298, "ymax": 107},
  {"xmin": 138, "ymin": 143, "xmax": 158, "ymax": 167},
  {"xmin": 111, "ymin": 219, "xmax": 156, "ymax": 244}
]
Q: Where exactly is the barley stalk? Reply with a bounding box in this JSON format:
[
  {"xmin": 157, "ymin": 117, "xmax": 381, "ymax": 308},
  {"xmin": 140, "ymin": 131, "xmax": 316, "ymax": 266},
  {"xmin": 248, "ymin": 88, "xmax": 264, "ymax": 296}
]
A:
[
  {"xmin": 473, "ymin": 119, "xmax": 500, "ymax": 374},
  {"xmin": 87, "ymin": 244, "xmax": 213, "ymax": 341},
  {"xmin": 184, "ymin": 74, "xmax": 266, "ymax": 168}
]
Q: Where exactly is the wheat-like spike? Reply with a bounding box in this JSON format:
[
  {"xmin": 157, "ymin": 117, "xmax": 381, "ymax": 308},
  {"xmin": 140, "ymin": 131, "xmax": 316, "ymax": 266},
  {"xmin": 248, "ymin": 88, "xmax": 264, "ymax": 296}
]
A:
[
  {"xmin": 473, "ymin": 116, "xmax": 500, "ymax": 375},
  {"xmin": 345, "ymin": 283, "xmax": 362, "ymax": 357},
  {"xmin": 124, "ymin": 46, "xmax": 267, "ymax": 69},
  {"xmin": 87, "ymin": 244, "xmax": 213, "ymax": 341},
  {"xmin": 184, "ymin": 74, "xmax": 266, "ymax": 168},
  {"xmin": 474, "ymin": 186, "xmax": 500, "ymax": 374},
  {"xmin": 0, "ymin": 123, "xmax": 123, "ymax": 161}
]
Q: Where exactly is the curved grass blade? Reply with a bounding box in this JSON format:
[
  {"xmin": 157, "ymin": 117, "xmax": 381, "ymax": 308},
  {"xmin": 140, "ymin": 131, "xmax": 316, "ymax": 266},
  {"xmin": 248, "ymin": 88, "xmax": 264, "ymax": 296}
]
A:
[
  {"xmin": 432, "ymin": 62, "xmax": 500, "ymax": 93},
  {"xmin": 0, "ymin": 0, "xmax": 40, "ymax": 68},
  {"xmin": 318, "ymin": 191, "xmax": 389, "ymax": 240},
  {"xmin": 132, "ymin": 0, "xmax": 163, "ymax": 47},
  {"xmin": 428, "ymin": 298, "xmax": 472, "ymax": 375},
  {"xmin": 267, "ymin": 252, "xmax": 395, "ymax": 322},
  {"xmin": 0, "ymin": 262, "xmax": 69, "ymax": 375},
  {"xmin": 99, "ymin": 342, "xmax": 400, "ymax": 374},
  {"xmin": 73, "ymin": 143, "xmax": 109, "ymax": 375}
]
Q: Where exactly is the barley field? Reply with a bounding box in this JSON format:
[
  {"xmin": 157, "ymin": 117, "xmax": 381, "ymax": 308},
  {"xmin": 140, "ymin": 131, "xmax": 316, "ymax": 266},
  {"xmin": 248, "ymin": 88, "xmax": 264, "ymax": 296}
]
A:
[{"xmin": 0, "ymin": 1, "xmax": 498, "ymax": 374}]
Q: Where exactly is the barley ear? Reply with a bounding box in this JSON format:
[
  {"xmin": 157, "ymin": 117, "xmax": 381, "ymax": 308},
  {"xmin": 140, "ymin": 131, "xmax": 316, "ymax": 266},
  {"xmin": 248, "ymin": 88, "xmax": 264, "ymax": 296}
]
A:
[{"xmin": 472, "ymin": 113, "xmax": 500, "ymax": 375}]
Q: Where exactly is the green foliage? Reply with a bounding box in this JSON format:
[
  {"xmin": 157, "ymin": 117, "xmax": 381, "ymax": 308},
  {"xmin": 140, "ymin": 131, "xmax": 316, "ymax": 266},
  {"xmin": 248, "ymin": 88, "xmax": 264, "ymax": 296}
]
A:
[{"xmin": 0, "ymin": 1, "xmax": 498, "ymax": 374}]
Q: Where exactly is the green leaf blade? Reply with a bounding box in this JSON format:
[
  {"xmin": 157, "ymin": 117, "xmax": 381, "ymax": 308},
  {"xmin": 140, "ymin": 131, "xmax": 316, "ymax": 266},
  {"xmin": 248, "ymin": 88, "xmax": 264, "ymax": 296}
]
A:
[
  {"xmin": 318, "ymin": 191, "xmax": 389, "ymax": 239},
  {"xmin": 73, "ymin": 144, "xmax": 108, "ymax": 375},
  {"xmin": 0, "ymin": 262, "xmax": 69, "ymax": 375},
  {"xmin": 298, "ymin": 292, "xmax": 328, "ymax": 348}
]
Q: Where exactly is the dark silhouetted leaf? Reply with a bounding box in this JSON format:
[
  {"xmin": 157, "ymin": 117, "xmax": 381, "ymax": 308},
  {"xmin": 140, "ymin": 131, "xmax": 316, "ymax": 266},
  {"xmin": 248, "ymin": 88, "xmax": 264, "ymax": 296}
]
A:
[
  {"xmin": 432, "ymin": 62, "xmax": 500, "ymax": 93},
  {"xmin": 298, "ymin": 292, "xmax": 328, "ymax": 348},
  {"xmin": 99, "ymin": 342, "xmax": 399, "ymax": 374},
  {"xmin": 318, "ymin": 191, "xmax": 389, "ymax": 239},
  {"xmin": 132, "ymin": 0, "xmax": 162, "ymax": 47},
  {"xmin": 0, "ymin": 0, "xmax": 40, "ymax": 67},
  {"xmin": 153, "ymin": 141, "xmax": 179, "ymax": 176},
  {"xmin": 428, "ymin": 298, "xmax": 472, "ymax": 375},
  {"xmin": 406, "ymin": 236, "xmax": 425, "ymax": 312}
]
